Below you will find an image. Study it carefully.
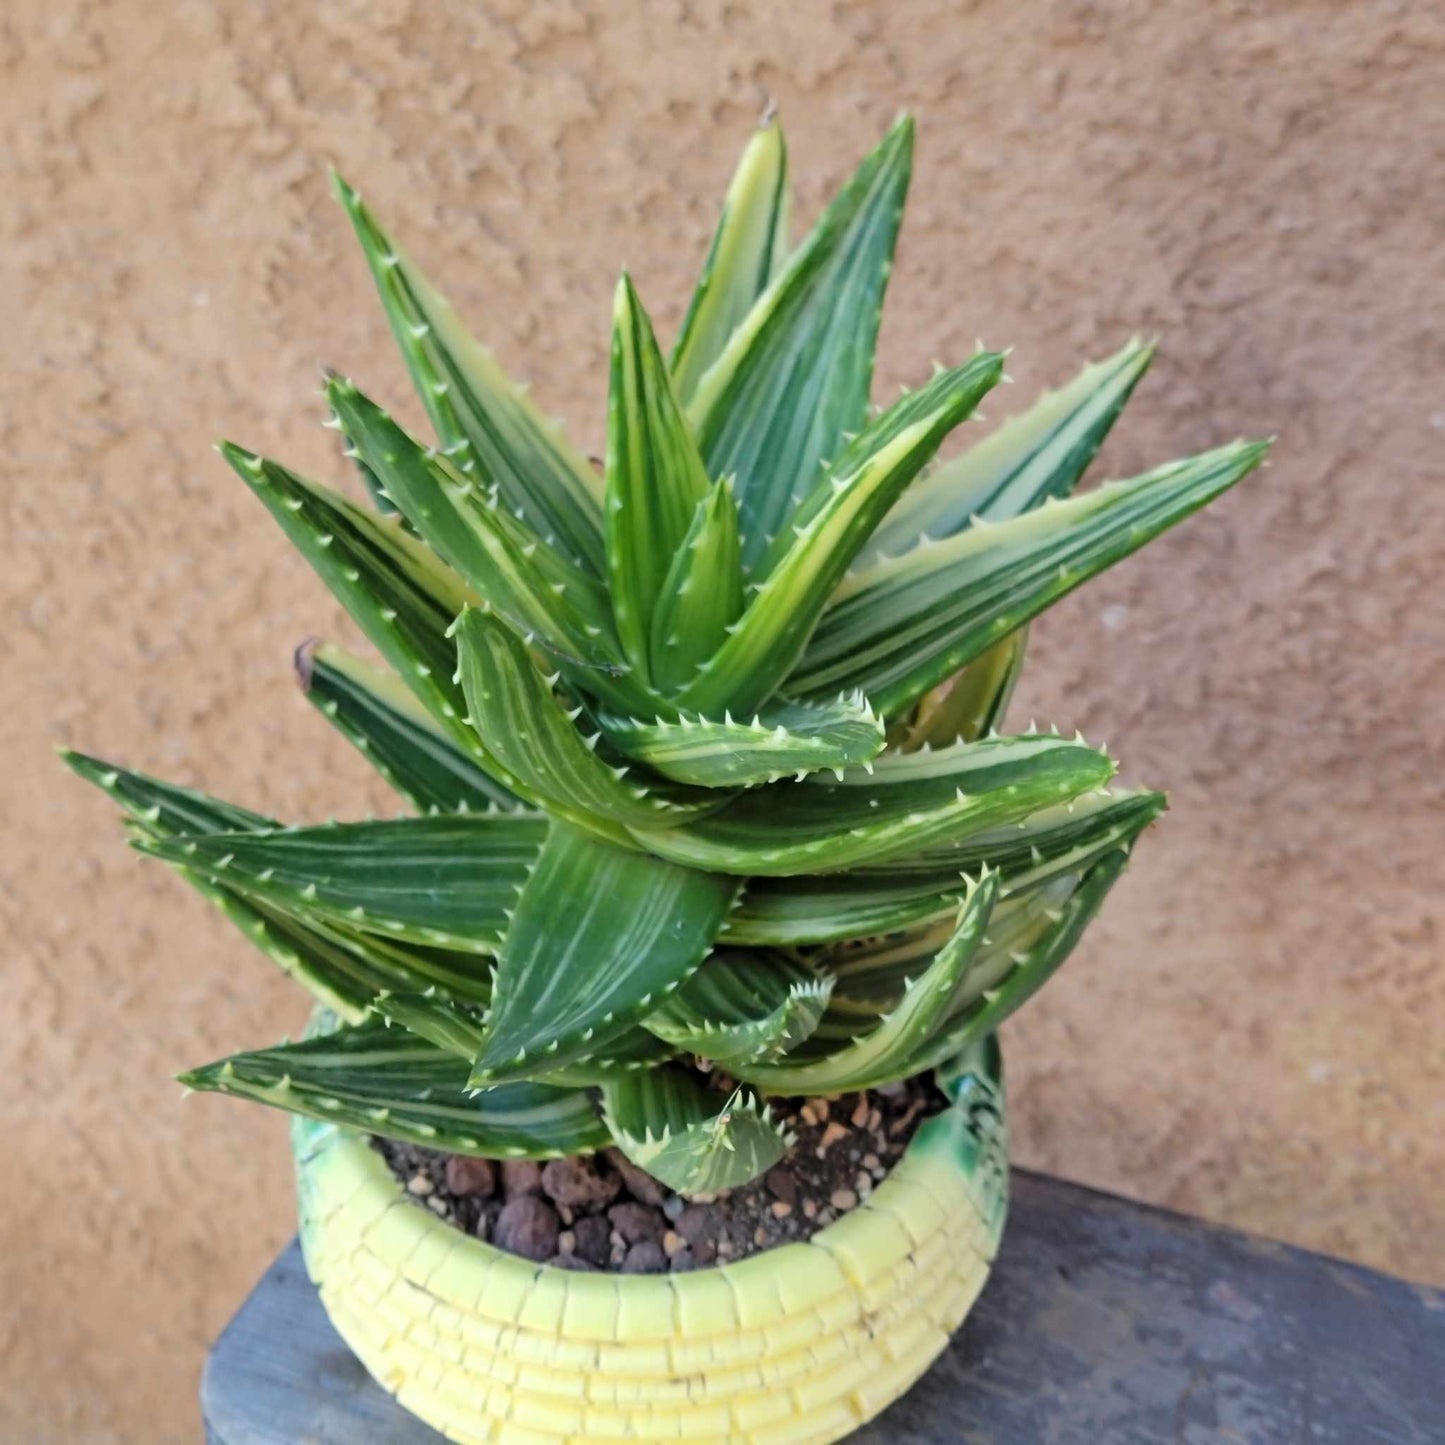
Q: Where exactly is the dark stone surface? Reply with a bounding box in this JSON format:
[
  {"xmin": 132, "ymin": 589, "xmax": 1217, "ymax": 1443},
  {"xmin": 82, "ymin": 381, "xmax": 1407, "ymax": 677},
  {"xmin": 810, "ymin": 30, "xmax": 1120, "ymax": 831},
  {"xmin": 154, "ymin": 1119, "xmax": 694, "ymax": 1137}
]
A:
[
  {"xmin": 569, "ymin": 1212, "xmax": 612, "ymax": 1268},
  {"xmin": 442, "ymin": 1156, "xmax": 496, "ymax": 1199},
  {"xmin": 490, "ymin": 1196, "xmax": 558, "ymax": 1262},
  {"xmin": 608, "ymin": 1200, "xmax": 667, "ymax": 1245},
  {"xmin": 603, "ymin": 1146, "xmax": 669, "ymax": 1206},
  {"xmin": 539, "ymin": 1154, "xmax": 621, "ymax": 1211},
  {"xmin": 202, "ymin": 1170, "xmax": 1445, "ymax": 1444},
  {"xmin": 619, "ymin": 1238, "xmax": 669, "ymax": 1275}
]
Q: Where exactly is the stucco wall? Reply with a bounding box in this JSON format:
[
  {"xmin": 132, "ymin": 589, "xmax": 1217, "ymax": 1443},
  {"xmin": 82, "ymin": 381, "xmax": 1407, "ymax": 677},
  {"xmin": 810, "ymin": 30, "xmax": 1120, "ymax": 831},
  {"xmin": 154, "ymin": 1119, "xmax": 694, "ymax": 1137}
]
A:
[{"xmin": 4, "ymin": 0, "xmax": 1442, "ymax": 1438}]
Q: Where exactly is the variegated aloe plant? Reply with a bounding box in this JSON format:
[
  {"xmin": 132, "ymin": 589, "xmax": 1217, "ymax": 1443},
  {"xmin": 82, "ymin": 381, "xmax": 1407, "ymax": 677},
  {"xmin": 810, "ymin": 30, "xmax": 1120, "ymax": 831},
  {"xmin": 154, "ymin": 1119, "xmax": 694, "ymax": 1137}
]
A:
[{"xmin": 67, "ymin": 114, "xmax": 1266, "ymax": 1196}]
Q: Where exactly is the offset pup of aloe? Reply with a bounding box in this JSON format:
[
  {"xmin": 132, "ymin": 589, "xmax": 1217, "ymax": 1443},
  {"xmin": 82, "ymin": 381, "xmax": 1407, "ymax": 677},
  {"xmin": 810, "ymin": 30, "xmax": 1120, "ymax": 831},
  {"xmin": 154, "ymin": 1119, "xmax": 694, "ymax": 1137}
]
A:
[{"xmin": 68, "ymin": 112, "xmax": 1266, "ymax": 1442}]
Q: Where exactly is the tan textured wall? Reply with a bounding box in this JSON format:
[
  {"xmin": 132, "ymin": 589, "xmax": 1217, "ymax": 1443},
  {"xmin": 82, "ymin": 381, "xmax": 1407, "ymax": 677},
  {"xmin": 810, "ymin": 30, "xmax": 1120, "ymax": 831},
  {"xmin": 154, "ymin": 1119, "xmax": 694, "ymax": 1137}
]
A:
[{"xmin": 3, "ymin": 0, "xmax": 1442, "ymax": 1438}]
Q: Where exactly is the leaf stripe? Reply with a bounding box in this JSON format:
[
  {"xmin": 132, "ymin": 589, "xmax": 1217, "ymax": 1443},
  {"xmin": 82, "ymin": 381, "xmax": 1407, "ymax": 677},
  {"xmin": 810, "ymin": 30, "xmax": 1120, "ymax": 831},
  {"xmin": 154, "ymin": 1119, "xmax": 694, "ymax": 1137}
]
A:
[
  {"xmin": 220, "ymin": 444, "xmax": 484, "ymax": 755},
  {"xmin": 687, "ymin": 116, "xmax": 914, "ymax": 572},
  {"xmin": 605, "ymin": 275, "xmax": 713, "ymax": 682},
  {"xmin": 670, "ymin": 117, "xmax": 791, "ymax": 404},
  {"xmin": 138, "ymin": 816, "xmax": 545, "ymax": 957},
  {"xmin": 796, "ymin": 439, "xmax": 1270, "ymax": 716},
  {"xmin": 858, "ymin": 337, "xmax": 1155, "ymax": 564},
  {"xmin": 598, "ymin": 693, "xmax": 884, "ymax": 789},
  {"xmin": 632, "ymin": 733, "xmax": 1115, "ymax": 877},
  {"xmin": 180, "ymin": 1020, "xmax": 608, "ymax": 1159},
  {"xmin": 470, "ymin": 823, "xmax": 740, "ymax": 1084},
  {"xmin": 677, "ymin": 353, "xmax": 1002, "ymax": 716},
  {"xmin": 334, "ymin": 175, "xmax": 606, "ymax": 572},
  {"xmin": 299, "ymin": 643, "xmax": 520, "ymax": 813}
]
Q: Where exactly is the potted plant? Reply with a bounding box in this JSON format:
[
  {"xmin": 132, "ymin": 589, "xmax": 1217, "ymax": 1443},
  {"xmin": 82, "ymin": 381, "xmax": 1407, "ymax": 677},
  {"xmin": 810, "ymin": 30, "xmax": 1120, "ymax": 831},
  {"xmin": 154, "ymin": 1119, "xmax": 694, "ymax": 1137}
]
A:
[{"xmin": 68, "ymin": 112, "xmax": 1266, "ymax": 1443}]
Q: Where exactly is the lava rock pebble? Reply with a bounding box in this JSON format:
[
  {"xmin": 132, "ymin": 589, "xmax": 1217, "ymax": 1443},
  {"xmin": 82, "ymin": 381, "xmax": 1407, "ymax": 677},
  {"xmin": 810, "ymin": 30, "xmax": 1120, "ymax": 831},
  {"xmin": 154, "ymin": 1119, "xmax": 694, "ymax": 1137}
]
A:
[
  {"xmin": 608, "ymin": 1201, "xmax": 666, "ymax": 1245},
  {"xmin": 620, "ymin": 1240, "xmax": 668, "ymax": 1274},
  {"xmin": 604, "ymin": 1148, "xmax": 669, "ymax": 1206},
  {"xmin": 570, "ymin": 1213, "xmax": 613, "ymax": 1267},
  {"xmin": 541, "ymin": 1155, "xmax": 622, "ymax": 1211},
  {"xmin": 500, "ymin": 1160, "xmax": 543, "ymax": 1197},
  {"xmin": 674, "ymin": 1204, "xmax": 715, "ymax": 1248},
  {"xmin": 493, "ymin": 1196, "xmax": 559, "ymax": 1262},
  {"xmin": 444, "ymin": 1156, "xmax": 497, "ymax": 1198},
  {"xmin": 764, "ymin": 1164, "xmax": 798, "ymax": 1206}
]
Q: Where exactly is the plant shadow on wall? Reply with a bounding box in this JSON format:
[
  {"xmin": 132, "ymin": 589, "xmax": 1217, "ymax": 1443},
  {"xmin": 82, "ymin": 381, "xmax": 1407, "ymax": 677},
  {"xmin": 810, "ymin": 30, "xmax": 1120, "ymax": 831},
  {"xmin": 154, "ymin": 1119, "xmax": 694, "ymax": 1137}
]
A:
[{"xmin": 64, "ymin": 112, "xmax": 1269, "ymax": 1443}]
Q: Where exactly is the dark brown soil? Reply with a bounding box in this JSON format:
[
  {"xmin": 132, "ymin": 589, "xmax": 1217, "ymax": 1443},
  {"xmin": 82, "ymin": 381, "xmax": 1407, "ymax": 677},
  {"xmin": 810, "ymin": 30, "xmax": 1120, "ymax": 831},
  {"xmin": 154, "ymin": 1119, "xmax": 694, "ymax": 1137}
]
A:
[{"xmin": 374, "ymin": 1077, "xmax": 944, "ymax": 1274}]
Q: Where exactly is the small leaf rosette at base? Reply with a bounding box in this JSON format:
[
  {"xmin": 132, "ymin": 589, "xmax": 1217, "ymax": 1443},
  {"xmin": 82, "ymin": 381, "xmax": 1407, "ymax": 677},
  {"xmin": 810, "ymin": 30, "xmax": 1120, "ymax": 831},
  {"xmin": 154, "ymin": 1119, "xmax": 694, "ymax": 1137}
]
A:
[{"xmin": 294, "ymin": 1034, "xmax": 1009, "ymax": 1445}]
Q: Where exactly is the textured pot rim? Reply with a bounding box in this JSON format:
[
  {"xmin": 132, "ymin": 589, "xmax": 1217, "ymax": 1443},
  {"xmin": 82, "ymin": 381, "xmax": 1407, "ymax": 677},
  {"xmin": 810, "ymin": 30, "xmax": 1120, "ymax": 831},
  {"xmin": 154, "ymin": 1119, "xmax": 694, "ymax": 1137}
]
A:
[{"xmin": 294, "ymin": 1036, "xmax": 1008, "ymax": 1294}]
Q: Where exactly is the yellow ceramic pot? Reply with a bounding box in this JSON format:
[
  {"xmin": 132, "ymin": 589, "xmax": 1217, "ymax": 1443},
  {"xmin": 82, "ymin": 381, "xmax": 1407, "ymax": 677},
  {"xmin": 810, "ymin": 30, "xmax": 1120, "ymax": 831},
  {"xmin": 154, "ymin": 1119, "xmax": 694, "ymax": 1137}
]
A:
[{"xmin": 294, "ymin": 1047, "xmax": 1007, "ymax": 1444}]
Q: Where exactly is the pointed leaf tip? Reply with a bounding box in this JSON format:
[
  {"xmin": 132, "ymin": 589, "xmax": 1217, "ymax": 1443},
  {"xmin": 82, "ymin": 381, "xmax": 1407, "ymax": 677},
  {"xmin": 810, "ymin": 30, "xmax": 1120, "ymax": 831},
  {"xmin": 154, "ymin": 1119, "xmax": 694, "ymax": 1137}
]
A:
[{"xmin": 329, "ymin": 168, "xmax": 358, "ymax": 207}]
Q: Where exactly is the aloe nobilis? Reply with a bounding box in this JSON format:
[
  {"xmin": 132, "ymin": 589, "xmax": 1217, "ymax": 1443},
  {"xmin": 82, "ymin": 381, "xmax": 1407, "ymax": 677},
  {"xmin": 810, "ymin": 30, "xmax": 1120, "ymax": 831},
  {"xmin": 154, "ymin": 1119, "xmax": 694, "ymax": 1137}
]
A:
[{"xmin": 68, "ymin": 111, "xmax": 1265, "ymax": 1442}]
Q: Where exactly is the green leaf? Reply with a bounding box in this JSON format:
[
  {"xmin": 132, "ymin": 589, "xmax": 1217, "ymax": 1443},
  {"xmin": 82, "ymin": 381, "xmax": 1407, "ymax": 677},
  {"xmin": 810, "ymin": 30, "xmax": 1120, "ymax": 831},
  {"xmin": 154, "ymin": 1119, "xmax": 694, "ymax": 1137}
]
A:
[
  {"xmin": 220, "ymin": 443, "xmax": 484, "ymax": 753},
  {"xmin": 157, "ymin": 784, "xmax": 1145, "ymax": 977},
  {"xmin": 670, "ymin": 116, "xmax": 790, "ymax": 404},
  {"xmin": 898, "ymin": 850, "xmax": 1131, "ymax": 1078},
  {"xmin": 346, "ymin": 436, "xmax": 398, "ymax": 517},
  {"xmin": 62, "ymin": 749, "xmax": 273, "ymax": 836},
  {"xmin": 602, "ymin": 1071, "xmax": 789, "ymax": 1194},
  {"xmin": 823, "ymin": 871, "xmax": 1077, "ymax": 1016},
  {"xmin": 631, "ymin": 733, "xmax": 1114, "ymax": 876},
  {"xmin": 198, "ymin": 894, "xmax": 392, "ymax": 1019},
  {"xmin": 137, "ymin": 813, "xmax": 547, "ymax": 956},
  {"xmin": 678, "ymin": 354, "xmax": 1002, "ymax": 716},
  {"xmin": 324, "ymin": 376, "xmax": 407, "ymax": 524},
  {"xmin": 181, "ymin": 873, "xmax": 419, "ymax": 1019},
  {"xmin": 735, "ymin": 871, "xmax": 999, "ymax": 1094},
  {"xmin": 988, "ymin": 788, "xmax": 1162, "ymax": 895},
  {"xmin": 306, "ymin": 925, "xmax": 500, "ymax": 1007},
  {"xmin": 180, "ymin": 1020, "xmax": 608, "ymax": 1159},
  {"xmin": 333, "ymin": 174, "xmax": 606, "ymax": 573},
  {"xmin": 532, "ymin": 1026, "xmax": 679, "ymax": 1088},
  {"xmin": 855, "ymin": 781, "xmax": 1163, "ymax": 876},
  {"xmin": 859, "ymin": 337, "xmax": 1156, "ymax": 564},
  {"xmin": 686, "ymin": 115, "xmax": 914, "ymax": 573},
  {"xmin": 770, "ymin": 352, "xmax": 1000, "ymax": 563},
  {"xmin": 891, "ymin": 629, "xmax": 1028, "ymax": 750},
  {"xmin": 605, "ymin": 274, "xmax": 714, "ymax": 682},
  {"xmin": 297, "ymin": 642, "xmax": 520, "ymax": 813},
  {"xmin": 62, "ymin": 753, "xmax": 367, "ymax": 1017},
  {"xmin": 725, "ymin": 871, "xmax": 970, "ymax": 950},
  {"xmin": 62, "ymin": 753, "xmax": 495, "ymax": 1016},
  {"xmin": 369, "ymin": 992, "xmax": 489, "ymax": 1058},
  {"xmin": 149, "ymin": 774, "xmax": 1164, "ymax": 961},
  {"xmin": 723, "ymin": 787, "xmax": 1163, "ymax": 945},
  {"xmin": 324, "ymin": 378, "xmax": 641, "ymax": 715},
  {"xmin": 470, "ymin": 823, "xmax": 740, "ymax": 1085},
  {"xmin": 828, "ymin": 842, "xmax": 1136, "ymax": 1042},
  {"xmin": 643, "ymin": 950, "xmax": 832, "ymax": 1065},
  {"xmin": 133, "ymin": 830, "xmax": 503, "ymax": 1007},
  {"xmin": 454, "ymin": 606, "xmax": 715, "ymax": 843},
  {"xmin": 795, "ymin": 439, "xmax": 1271, "ymax": 718},
  {"xmin": 597, "ymin": 693, "xmax": 884, "ymax": 789},
  {"xmin": 648, "ymin": 479, "xmax": 746, "ymax": 695}
]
